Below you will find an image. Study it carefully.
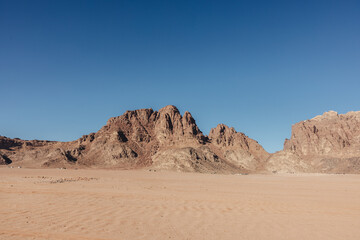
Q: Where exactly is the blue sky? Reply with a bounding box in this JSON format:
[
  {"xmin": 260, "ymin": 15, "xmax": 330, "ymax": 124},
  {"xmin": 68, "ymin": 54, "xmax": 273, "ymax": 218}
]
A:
[{"xmin": 1, "ymin": 0, "xmax": 360, "ymax": 153}]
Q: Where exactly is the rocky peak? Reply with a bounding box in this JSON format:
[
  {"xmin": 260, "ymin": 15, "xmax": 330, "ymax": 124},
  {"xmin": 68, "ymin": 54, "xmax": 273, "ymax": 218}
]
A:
[
  {"xmin": 99, "ymin": 105, "xmax": 206, "ymax": 146},
  {"xmin": 182, "ymin": 111, "xmax": 195, "ymax": 125},
  {"xmin": 0, "ymin": 105, "xmax": 271, "ymax": 173},
  {"xmin": 209, "ymin": 124, "xmax": 244, "ymax": 147},
  {"xmin": 106, "ymin": 108, "xmax": 156, "ymax": 126},
  {"xmin": 155, "ymin": 105, "xmax": 182, "ymax": 135},
  {"xmin": 284, "ymin": 110, "xmax": 360, "ymax": 156},
  {"xmin": 323, "ymin": 110, "xmax": 338, "ymax": 117},
  {"xmin": 154, "ymin": 106, "xmax": 205, "ymax": 144},
  {"xmin": 208, "ymin": 124, "xmax": 270, "ymax": 171},
  {"xmin": 182, "ymin": 111, "xmax": 205, "ymax": 141},
  {"xmin": 311, "ymin": 110, "xmax": 339, "ymax": 121},
  {"xmin": 158, "ymin": 105, "xmax": 180, "ymax": 116}
]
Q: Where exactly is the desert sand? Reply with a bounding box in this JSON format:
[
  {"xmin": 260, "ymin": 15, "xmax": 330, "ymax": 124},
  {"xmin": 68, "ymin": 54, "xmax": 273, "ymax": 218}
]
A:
[{"xmin": 1, "ymin": 168, "xmax": 360, "ymax": 240}]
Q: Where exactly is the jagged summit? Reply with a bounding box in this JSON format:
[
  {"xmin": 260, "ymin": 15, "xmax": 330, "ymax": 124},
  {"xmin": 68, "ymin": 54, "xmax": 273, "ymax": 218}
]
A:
[
  {"xmin": 159, "ymin": 105, "xmax": 180, "ymax": 113},
  {"xmin": 3, "ymin": 106, "xmax": 360, "ymax": 174},
  {"xmin": 0, "ymin": 106, "xmax": 267, "ymax": 173}
]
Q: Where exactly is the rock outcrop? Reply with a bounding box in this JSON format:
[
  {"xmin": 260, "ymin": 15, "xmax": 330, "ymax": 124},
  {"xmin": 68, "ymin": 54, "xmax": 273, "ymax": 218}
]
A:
[
  {"xmin": 267, "ymin": 111, "xmax": 360, "ymax": 173},
  {"xmin": 208, "ymin": 124, "xmax": 270, "ymax": 171},
  {"xmin": 0, "ymin": 106, "xmax": 268, "ymax": 173}
]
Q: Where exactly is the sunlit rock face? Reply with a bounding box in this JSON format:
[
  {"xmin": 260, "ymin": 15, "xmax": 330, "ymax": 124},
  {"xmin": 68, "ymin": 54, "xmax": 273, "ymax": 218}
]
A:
[
  {"xmin": 0, "ymin": 106, "xmax": 269, "ymax": 174},
  {"xmin": 4, "ymin": 107, "xmax": 360, "ymax": 174},
  {"xmin": 267, "ymin": 111, "xmax": 360, "ymax": 173}
]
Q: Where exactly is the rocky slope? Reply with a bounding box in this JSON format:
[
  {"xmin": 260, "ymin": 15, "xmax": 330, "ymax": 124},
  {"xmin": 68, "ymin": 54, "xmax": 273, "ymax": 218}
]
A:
[
  {"xmin": 208, "ymin": 124, "xmax": 269, "ymax": 171},
  {"xmin": 267, "ymin": 111, "xmax": 360, "ymax": 173},
  {"xmin": 0, "ymin": 105, "xmax": 268, "ymax": 174}
]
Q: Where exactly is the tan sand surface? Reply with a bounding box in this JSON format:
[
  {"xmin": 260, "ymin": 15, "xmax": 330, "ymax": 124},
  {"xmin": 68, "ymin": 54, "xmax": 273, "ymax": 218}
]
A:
[{"xmin": 1, "ymin": 168, "xmax": 360, "ymax": 240}]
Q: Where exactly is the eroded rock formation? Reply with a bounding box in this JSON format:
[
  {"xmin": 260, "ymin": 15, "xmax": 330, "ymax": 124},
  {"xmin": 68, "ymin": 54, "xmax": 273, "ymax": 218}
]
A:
[
  {"xmin": 5, "ymin": 107, "xmax": 359, "ymax": 174},
  {"xmin": 267, "ymin": 111, "xmax": 360, "ymax": 173},
  {"xmin": 0, "ymin": 106, "xmax": 268, "ymax": 173},
  {"xmin": 208, "ymin": 124, "xmax": 270, "ymax": 171}
]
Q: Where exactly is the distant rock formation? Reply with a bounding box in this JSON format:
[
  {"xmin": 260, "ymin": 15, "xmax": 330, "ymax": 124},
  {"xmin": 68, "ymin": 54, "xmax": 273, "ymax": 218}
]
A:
[
  {"xmin": 0, "ymin": 153, "xmax": 12, "ymax": 165},
  {"xmin": 0, "ymin": 106, "xmax": 268, "ymax": 173},
  {"xmin": 4, "ymin": 107, "xmax": 360, "ymax": 174},
  {"xmin": 267, "ymin": 111, "xmax": 360, "ymax": 173}
]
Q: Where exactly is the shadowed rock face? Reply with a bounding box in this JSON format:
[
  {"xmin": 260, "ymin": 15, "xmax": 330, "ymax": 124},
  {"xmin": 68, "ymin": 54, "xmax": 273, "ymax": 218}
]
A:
[
  {"xmin": 268, "ymin": 111, "xmax": 360, "ymax": 173},
  {"xmin": 0, "ymin": 153, "xmax": 12, "ymax": 165},
  {"xmin": 0, "ymin": 106, "xmax": 268, "ymax": 173},
  {"xmin": 0, "ymin": 136, "xmax": 23, "ymax": 150}
]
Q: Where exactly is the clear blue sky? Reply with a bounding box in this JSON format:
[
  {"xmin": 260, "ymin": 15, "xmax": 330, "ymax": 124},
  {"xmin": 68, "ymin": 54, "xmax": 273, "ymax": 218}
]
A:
[{"xmin": 1, "ymin": 0, "xmax": 360, "ymax": 153}]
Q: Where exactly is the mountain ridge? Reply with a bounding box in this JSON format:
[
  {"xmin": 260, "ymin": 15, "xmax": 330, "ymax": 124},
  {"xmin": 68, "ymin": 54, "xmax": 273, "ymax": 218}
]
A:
[
  {"xmin": 0, "ymin": 105, "xmax": 267, "ymax": 174},
  {"xmin": 2, "ymin": 107, "xmax": 360, "ymax": 174}
]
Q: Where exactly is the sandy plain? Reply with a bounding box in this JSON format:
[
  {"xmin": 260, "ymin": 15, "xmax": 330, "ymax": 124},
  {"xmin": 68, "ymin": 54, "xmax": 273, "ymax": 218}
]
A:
[{"xmin": 1, "ymin": 168, "xmax": 360, "ymax": 240}]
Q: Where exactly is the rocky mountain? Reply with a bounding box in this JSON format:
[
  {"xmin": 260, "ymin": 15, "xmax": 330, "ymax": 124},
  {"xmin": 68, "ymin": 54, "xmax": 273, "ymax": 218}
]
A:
[
  {"xmin": 4, "ymin": 107, "xmax": 359, "ymax": 174},
  {"xmin": 0, "ymin": 105, "xmax": 268, "ymax": 173},
  {"xmin": 208, "ymin": 124, "xmax": 269, "ymax": 171},
  {"xmin": 267, "ymin": 111, "xmax": 360, "ymax": 173}
]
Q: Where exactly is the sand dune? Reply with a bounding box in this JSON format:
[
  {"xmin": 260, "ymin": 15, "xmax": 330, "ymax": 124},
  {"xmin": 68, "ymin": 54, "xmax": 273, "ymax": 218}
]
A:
[{"xmin": 1, "ymin": 168, "xmax": 360, "ymax": 240}]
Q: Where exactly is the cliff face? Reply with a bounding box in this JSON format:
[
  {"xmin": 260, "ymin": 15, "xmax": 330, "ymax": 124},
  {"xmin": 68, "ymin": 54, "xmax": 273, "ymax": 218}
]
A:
[
  {"xmin": 267, "ymin": 111, "xmax": 360, "ymax": 173},
  {"xmin": 0, "ymin": 106, "xmax": 268, "ymax": 174},
  {"xmin": 283, "ymin": 111, "xmax": 360, "ymax": 155}
]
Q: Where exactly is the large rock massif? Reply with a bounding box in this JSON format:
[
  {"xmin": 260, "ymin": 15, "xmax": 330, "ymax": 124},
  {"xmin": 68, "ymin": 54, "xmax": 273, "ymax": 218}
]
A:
[
  {"xmin": 0, "ymin": 106, "xmax": 268, "ymax": 174},
  {"xmin": 267, "ymin": 111, "xmax": 360, "ymax": 173},
  {"xmin": 2, "ymin": 107, "xmax": 360, "ymax": 174}
]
